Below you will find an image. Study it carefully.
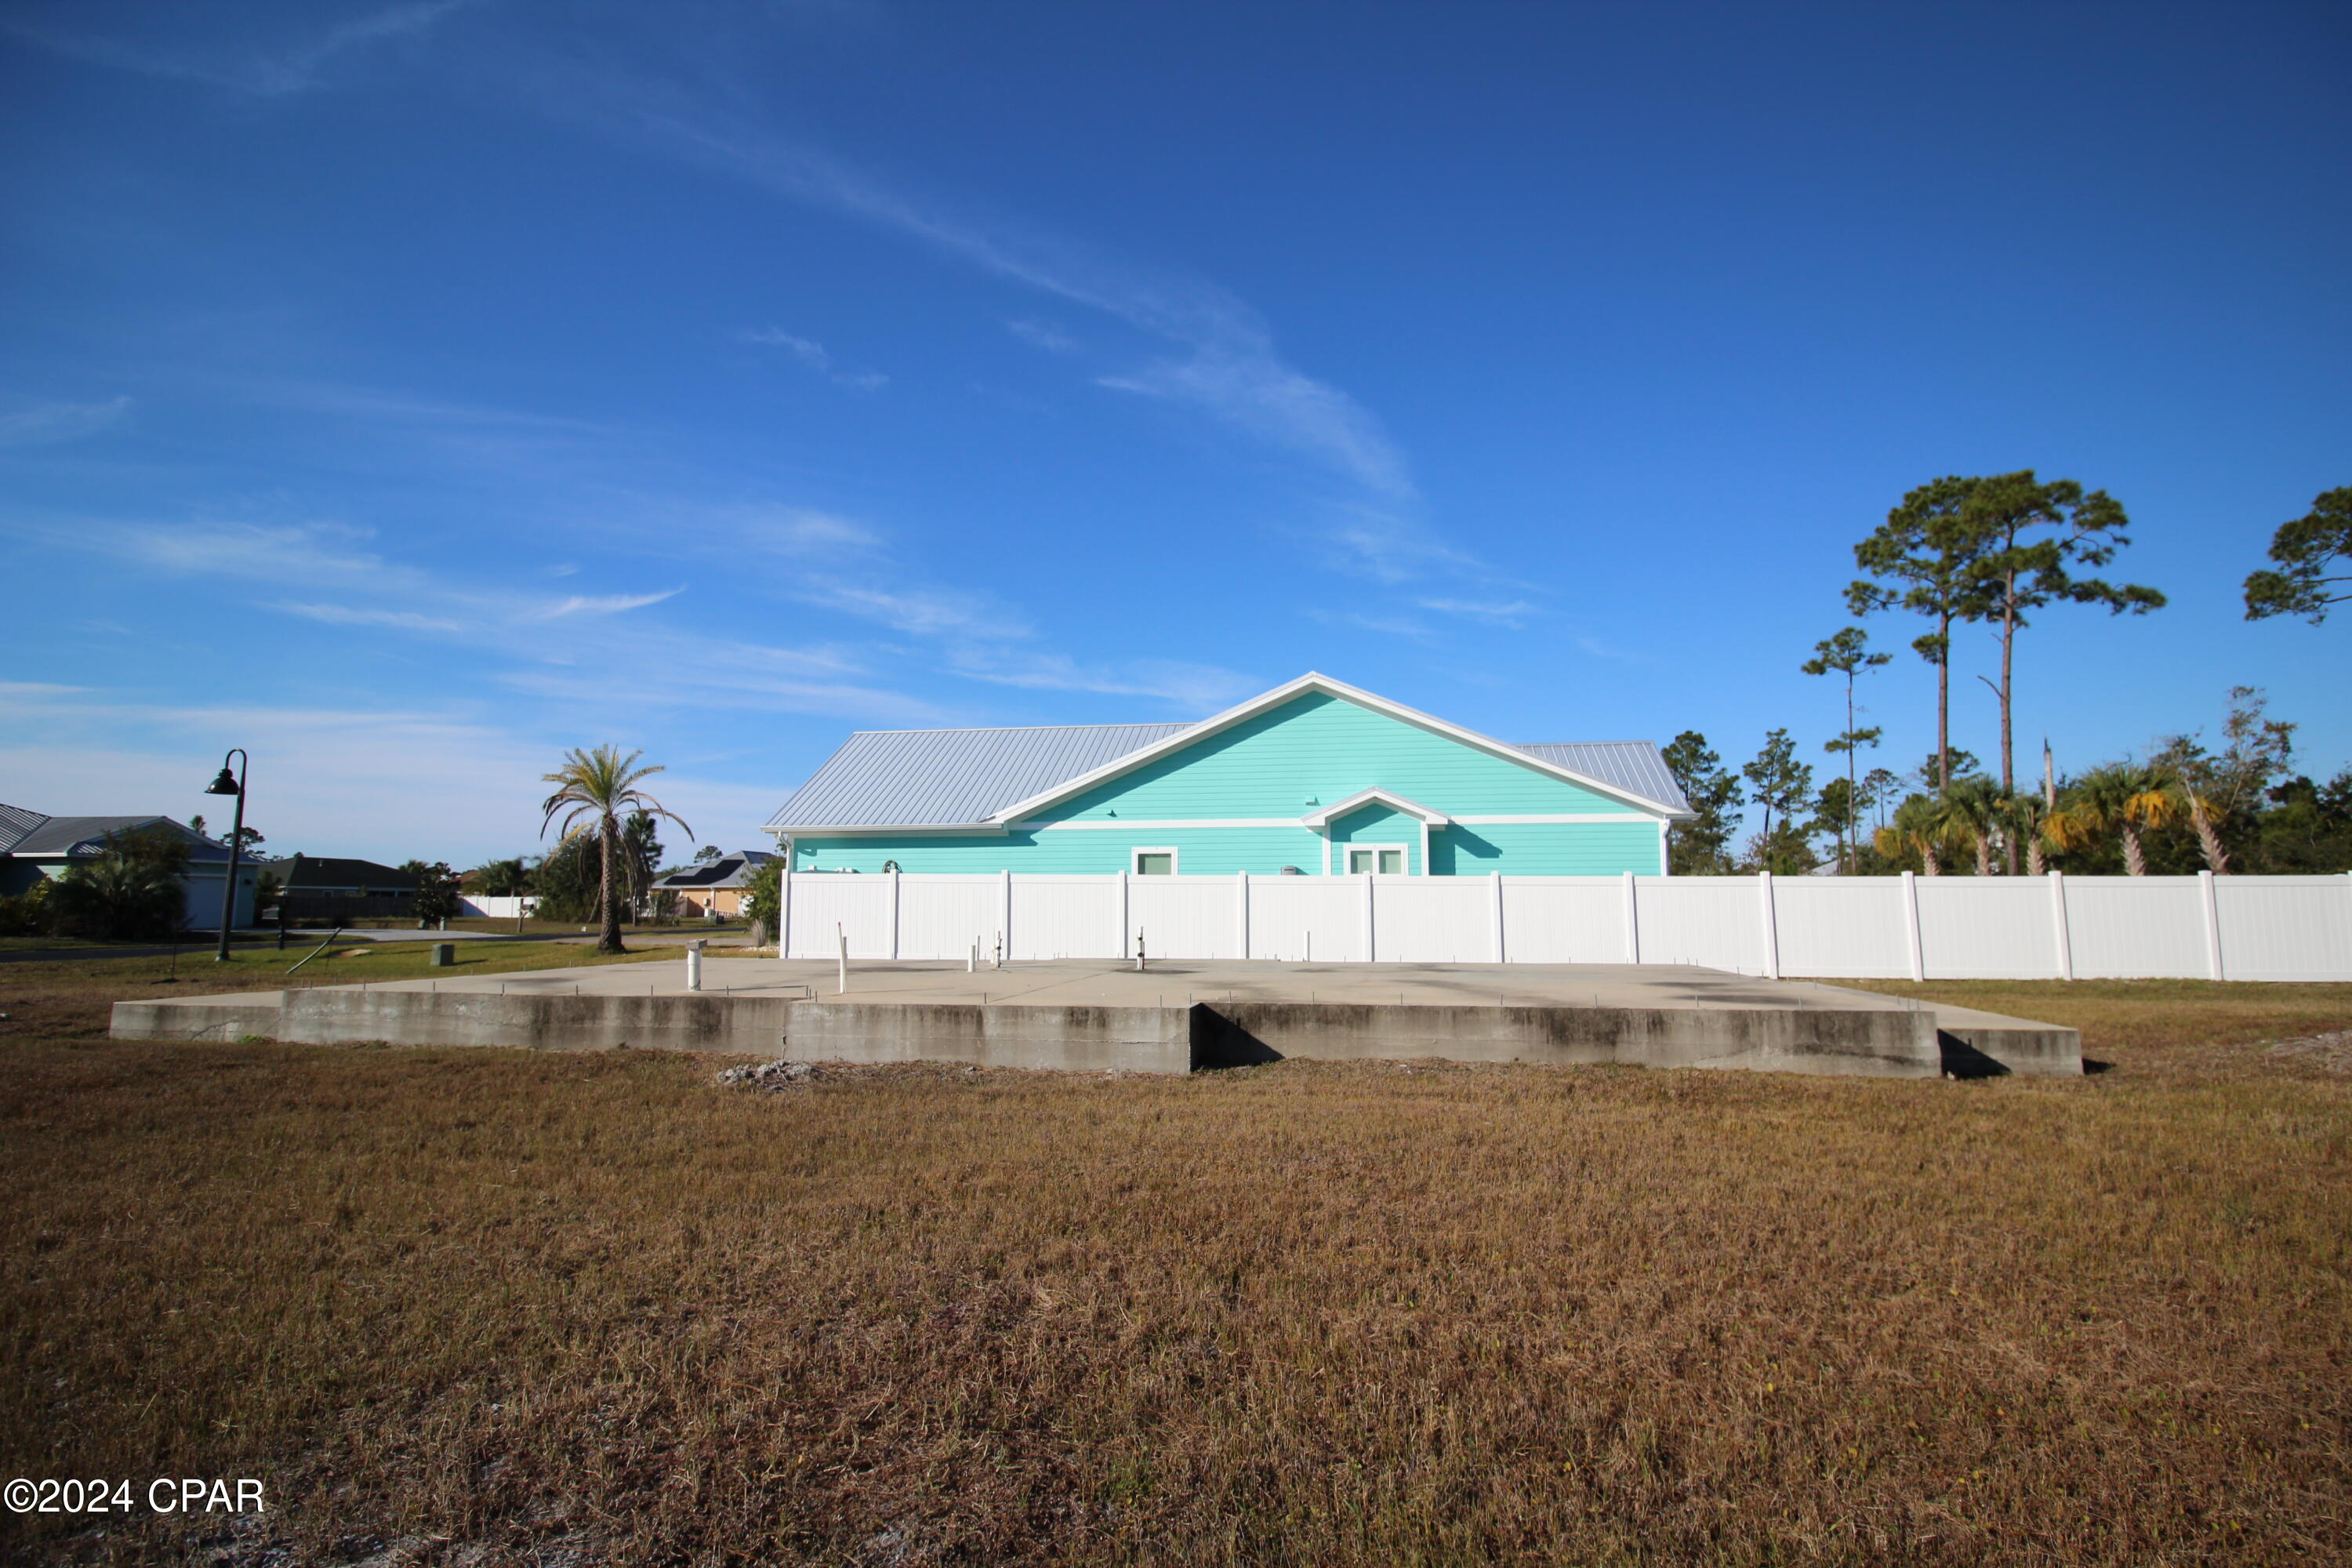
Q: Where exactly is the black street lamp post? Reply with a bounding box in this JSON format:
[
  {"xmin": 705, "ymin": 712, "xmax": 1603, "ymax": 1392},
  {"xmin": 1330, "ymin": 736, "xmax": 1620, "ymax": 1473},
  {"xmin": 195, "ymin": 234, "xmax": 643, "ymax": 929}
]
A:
[{"xmin": 205, "ymin": 750, "xmax": 249, "ymax": 963}]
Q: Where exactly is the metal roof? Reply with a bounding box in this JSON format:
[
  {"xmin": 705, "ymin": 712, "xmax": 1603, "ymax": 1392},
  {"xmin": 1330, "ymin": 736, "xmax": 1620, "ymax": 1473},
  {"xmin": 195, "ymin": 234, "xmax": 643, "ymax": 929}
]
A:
[
  {"xmin": 1512, "ymin": 742, "xmax": 1692, "ymax": 814},
  {"xmin": 0, "ymin": 803, "xmax": 45, "ymax": 855},
  {"xmin": 2, "ymin": 814, "xmax": 233, "ymax": 859},
  {"xmin": 768, "ymin": 724, "xmax": 1192, "ymax": 830},
  {"xmin": 768, "ymin": 720, "xmax": 1688, "ymax": 831}
]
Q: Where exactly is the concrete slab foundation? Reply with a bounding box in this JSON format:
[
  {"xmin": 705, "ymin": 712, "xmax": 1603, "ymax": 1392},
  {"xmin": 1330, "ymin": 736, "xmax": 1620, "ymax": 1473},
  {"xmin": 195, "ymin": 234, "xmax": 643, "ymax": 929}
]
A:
[{"xmin": 110, "ymin": 957, "xmax": 2080, "ymax": 1079}]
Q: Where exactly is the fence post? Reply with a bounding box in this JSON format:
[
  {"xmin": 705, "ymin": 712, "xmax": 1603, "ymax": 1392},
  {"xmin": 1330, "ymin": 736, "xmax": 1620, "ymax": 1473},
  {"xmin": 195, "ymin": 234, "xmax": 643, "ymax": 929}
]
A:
[
  {"xmin": 1001, "ymin": 868, "xmax": 1014, "ymax": 964},
  {"xmin": 2199, "ymin": 869, "xmax": 2224, "ymax": 981},
  {"xmin": 1236, "ymin": 869, "xmax": 1250, "ymax": 960},
  {"xmin": 1900, "ymin": 870, "xmax": 1925, "ymax": 982},
  {"xmin": 2049, "ymin": 870, "xmax": 2073, "ymax": 981},
  {"xmin": 780, "ymin": 866, "xmax": 793, "ymax": 962},
  {"xmin": 1758, "ymin": 870, "xmax": 1780, "ymax": 980},
  {"xmin": 1621, "ymin": 870, "xmax": 1640, "ymax": 964},
  {"xmin": 1490, "ymin": 870, "xmax": 1506, "ymax": 964},
  {"xmin": 1363, "ymin": 872, "xmax": 1376, "ymax": 963},
  {"xmin": 888, "ymin": 865, "xmax": 901, "ymax": 961}
]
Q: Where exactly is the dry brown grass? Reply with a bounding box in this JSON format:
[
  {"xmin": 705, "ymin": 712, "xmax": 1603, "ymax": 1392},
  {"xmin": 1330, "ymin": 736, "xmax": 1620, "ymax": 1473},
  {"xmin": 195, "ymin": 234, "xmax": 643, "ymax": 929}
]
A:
[
  {"xmin": 0, "ymin": 942, "xmax": 680, "ymax": 1050},
  {"xmin": 2, "ymin": 967, "xmax": 2348, "ymax": 1566}
]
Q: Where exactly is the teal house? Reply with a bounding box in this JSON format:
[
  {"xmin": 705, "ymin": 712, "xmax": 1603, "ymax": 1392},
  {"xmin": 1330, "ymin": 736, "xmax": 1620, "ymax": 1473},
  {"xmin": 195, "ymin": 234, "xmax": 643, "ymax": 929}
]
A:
[{"xmin": 765, "ymin": 674, "xmax": 1692, "ymax": 877}]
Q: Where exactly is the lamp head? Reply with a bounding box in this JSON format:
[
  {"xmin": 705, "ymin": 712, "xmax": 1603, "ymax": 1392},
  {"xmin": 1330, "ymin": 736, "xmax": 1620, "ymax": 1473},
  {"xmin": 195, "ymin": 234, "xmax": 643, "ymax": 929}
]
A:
[{"xmin": 205, "ymin": 767, "xmax": 241, "ymax": 797}]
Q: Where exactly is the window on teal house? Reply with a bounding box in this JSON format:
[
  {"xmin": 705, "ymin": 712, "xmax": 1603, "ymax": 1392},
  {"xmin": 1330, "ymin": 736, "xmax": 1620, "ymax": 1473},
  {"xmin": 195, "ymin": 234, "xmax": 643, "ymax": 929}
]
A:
[
  {"xmin": 1347, "ymin": 846, "xmax": 1405, "ymax": 874},
  {"xmin": 1134, "ymin": 849, "xmax": 1175, "ymax": 875}
]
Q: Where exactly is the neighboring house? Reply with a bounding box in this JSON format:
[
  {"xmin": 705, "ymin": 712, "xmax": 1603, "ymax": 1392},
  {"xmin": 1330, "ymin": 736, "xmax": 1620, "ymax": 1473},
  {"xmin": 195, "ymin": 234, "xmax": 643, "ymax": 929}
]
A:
[
  {"xmin": 278, "ymin": 856, "xmax": 419, "ymax": 920},
  {"xmin": 0, "ymin": 804, "xmax": 260, "ymax": 927},
  {"xmin": 652, "ymin": 850, "xmax": 779, "ymax": 916},
  {"xmin": 764, "ymin": 673, "xmax": 1694, "ymax": 877}
]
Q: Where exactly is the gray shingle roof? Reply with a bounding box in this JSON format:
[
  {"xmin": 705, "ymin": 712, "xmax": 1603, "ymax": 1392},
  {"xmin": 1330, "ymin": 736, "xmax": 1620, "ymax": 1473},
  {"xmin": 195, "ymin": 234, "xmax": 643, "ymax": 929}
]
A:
[
  {"xmin": 767, "ymin": 723, "xmax": 1689, "ymax": 831},
  {"xmin": 282, "ymin": 857, "xmax": 415, "ymax": 891},
  {"xmin": 655, "ymin": 849, "xmax": 778, "ymax": 891}
]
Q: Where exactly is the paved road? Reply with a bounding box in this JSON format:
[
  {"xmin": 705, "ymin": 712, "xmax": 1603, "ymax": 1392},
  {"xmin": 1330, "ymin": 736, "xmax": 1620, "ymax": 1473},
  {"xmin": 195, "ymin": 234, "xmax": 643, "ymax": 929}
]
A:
[
  {"xmin": 0, "ymin": 937, "xmax": 292, "ymax": 965},
  {"xmin": 0, "ymin": 927, "xmax": 755, "ymax": 964}
]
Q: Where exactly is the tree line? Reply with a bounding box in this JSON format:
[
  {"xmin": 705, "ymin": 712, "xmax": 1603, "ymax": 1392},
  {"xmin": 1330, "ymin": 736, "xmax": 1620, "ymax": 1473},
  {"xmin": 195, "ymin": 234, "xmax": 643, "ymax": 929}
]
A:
[
  {"xmin": 1662, "ymin": 475, "xmax": 2350, "ymax": 879},
  {"xmin": 452, "ymin": 746, "xmax": 705, "ymax": 953}
]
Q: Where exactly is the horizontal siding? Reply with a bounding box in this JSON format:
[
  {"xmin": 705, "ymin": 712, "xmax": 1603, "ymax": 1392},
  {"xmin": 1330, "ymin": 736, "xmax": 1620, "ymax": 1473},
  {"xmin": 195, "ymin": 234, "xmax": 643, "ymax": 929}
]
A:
[
  {"xmin": 1432, "ymin": 819, "xmax": 1661, "ymax": 876},
  {"xmin": 1034, "ymin": 692, "xmax": 1645, "ymax": 822},
  {"xmin": 792, "ymin": 817, "xmax": 1661, "ymax": 876},
  {"xmin": 793, "ymin": 826, "xmax": 1327, "ymax": 876},
  {"xmin": 1327, "ymin": 802, "xmax": 1421, "ymax": 874}
]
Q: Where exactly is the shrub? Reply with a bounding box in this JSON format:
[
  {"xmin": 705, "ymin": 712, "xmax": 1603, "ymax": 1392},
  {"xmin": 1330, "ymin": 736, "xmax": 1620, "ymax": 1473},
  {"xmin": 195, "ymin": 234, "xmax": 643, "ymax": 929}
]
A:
[
  {"xmin": 400, "ymin": 860, "xmax": 464, "ymax": 927},
  {"xmin": 741, "ymin": 858, "xmax": 782, "ymax": 935},
  {"xmin": 45, "ymin": 830, "xmax": 190, "ymax": 941},
  {"xmin": 0, "ymin": 880, "xmax": 51, "ymax": 936}
]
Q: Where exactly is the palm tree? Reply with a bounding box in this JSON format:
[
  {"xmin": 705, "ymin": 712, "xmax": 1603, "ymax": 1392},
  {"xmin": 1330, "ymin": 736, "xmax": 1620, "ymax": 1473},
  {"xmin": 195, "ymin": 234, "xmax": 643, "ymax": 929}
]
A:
[
  {"xmin": 1875, "ymin": 793, "xmax": 1945, "ymax": 875},
  {"xmin": 47, "ymin": 831, "xmax": 188, "ymax": 940},
  {"xmin": 471, "ymin": 856, "xmax": 532, "ymax": 897},
  {"xmin": 2172, "ymin": 779, "xmax": 2234, "ymax": 874},
  {"xmin": 2002, "ymin": 790, "xmax": 2053, "ymax": 877},
  {"xmin": 2046, "ymin": 764, "xmax": 2176, "ymax": 876},
  {"xmin": 540, "ymin": 746, "xmax": 692, "ymax": 955},
  {"xmin": 1929, "ymin": 776, "xmax": 2006, "ymax": 877},
  {"xmin": 620, "ymin": 809, "xmax": 666, "ymax": 919}
]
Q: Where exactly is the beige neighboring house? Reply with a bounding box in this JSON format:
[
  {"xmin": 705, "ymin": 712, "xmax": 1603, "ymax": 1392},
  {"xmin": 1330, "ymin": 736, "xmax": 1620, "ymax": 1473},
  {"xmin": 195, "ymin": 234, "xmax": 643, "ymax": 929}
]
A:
[
  {"xmin": 0, "ymin": 802, "xmax": 261, "ymax": 929},
  {"xmin": 652, "ymin": 849, "xmax": 777, "ymax": 917}
]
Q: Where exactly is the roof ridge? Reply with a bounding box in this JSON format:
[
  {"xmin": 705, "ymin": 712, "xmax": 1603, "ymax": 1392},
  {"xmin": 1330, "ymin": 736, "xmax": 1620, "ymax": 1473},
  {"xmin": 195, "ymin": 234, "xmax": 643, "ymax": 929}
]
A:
[{"xmin": 844, "ymin": 721, "xmax": 1193, "ymax": 735}]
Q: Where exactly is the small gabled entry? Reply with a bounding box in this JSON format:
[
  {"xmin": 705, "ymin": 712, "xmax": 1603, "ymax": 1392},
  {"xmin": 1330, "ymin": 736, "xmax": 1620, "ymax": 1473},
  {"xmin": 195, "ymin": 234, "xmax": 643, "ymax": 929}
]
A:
[{"xmin": 1306, "ymin": 787, "xmax": 1451, "ymax": 876}]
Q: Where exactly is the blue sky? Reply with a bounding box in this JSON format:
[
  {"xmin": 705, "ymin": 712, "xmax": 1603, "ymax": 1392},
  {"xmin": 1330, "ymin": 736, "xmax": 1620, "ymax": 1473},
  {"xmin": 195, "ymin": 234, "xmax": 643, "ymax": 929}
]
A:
[{"xmin": 2, "ymin": 0, "xmax": 2344, "ymax": 866}]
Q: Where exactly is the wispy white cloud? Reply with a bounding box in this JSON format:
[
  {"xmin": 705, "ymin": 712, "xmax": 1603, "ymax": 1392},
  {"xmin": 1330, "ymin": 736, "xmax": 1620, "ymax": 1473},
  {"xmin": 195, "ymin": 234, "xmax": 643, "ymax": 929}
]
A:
[
  {"xmin": 799, "ymin": 583, "xmax": 1034, "ymax": 642},
  {"xmin": 1574, "ymin": 633, "xmax": 1640, "ymax": 663},
  {"xmin": 0, "ymin": 679, "xmax": 807, "ymax": 865},
  {"xmin": 1005, "ymin": 318, "xmax": 1080, "ymax": 354},
  {"xmin": 216, "ymin": 375, "xmax": 612, "ymax": 434},
  {"xmin": 497, "ymin": 661, "xmax": 938, "ymax": 725},
  {"xmin": 39, "ymin": 517, "xmax": 420, "ymax": 590},
  {"xmin": 631, "ymin": 111, "xmax": 1412, "ymax": 503},
  {"xmin": 0, "ymin": 395, "xmax": 131, "ymax": 448},
  {"xmin": 1098, "ymin": 349, "xmax": 1410, "ymax": 499},
  {"xmin": 735, "ymin": 506, "xmax": 883, "ymax": 554},
  {"xmin": 1, "ymin": 0, "xmax": 479, "ymax": 97},
  {"xmin": 275, "ymin": 601, "xmax": 467, "ymax": 634},
  {"xmin": 942, "ymin": 650, "xmax": 1258, "ymax": 712},
  {"xmin": 1306, "ymin": 607, "xmax": 1438, "ymax": 642},
  {"xmin": 746, "ymin": 327, "xmax": 831, "ymax": 368},
  {"xmin": 535, "ymin": 588, "xmax": 682, "ymax": 619},
  {"xmin": 4, "ymin": 513, "xmax": 883, "ymax": 715},
  {"xmin": 745, "ymin": 327, "xmax": 889, "ymax": 390},
  {"xmin": 1326, "ymin": 510, "xmax": 1483, "ymax": 583},
  {"xmin": 1419, "ymin": 597, "xmax": 1538, "ymax": 626}
]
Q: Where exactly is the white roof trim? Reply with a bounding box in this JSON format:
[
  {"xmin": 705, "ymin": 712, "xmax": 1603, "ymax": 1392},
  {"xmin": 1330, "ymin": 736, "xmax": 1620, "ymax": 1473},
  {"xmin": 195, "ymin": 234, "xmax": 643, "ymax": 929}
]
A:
[
  {"xmin": 984, "ymin": 671, "xmax": 1693, "ymax": 823},
  {"xmin": 762, "ymin": 823, "xmax": 1013, "ymax": 839},
  {"xmin": 1302, "ymin": 787, "xmax": 1451, "ymax": 829}
]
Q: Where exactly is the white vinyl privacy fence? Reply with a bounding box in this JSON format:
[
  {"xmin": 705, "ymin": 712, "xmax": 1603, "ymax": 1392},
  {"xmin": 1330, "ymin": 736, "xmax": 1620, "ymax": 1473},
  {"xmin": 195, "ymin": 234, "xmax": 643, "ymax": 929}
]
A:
[{"xmin": 779, "ymin": 870, "xmax": 2352, "ymax": 982}]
